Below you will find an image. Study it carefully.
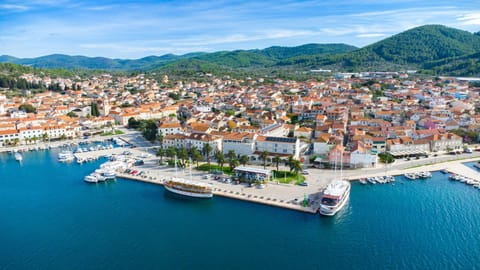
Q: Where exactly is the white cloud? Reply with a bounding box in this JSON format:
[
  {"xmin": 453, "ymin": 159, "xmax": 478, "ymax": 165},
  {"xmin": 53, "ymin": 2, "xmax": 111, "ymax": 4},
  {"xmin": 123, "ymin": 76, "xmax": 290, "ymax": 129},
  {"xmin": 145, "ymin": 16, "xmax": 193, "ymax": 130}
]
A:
[
  {"xmin": 0, "ymin": 4, "xmax": 29, "ymax": 11},
  {"xmin": 457, "ymin": 12, "xmax": 480, "ymax": 26},
  {"xmin": 356, "ymin": 33, "xmax": 387, "ymax": 38}
]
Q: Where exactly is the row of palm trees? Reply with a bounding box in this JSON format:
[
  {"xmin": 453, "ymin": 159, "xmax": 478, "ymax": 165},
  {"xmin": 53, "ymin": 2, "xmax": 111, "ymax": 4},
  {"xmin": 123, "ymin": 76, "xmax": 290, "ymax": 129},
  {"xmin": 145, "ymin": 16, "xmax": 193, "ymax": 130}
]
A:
[{"xmin": 156, "ymin": 143, "xmax": 303, "ymax": 175}]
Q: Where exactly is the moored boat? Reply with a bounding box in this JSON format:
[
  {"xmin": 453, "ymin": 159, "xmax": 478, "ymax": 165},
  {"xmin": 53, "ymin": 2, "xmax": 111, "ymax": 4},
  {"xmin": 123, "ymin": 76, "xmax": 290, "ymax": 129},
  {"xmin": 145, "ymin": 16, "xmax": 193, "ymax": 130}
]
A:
[
  {"xmin": 14, "ymin": 152, "xmax": 23, "ymax": 162},
  {"xmin": 418, "ymin": 171, "xmax": 432, "ymax": 179},
  {"xmin": 404, "ymin": 173, "xmax": 417, "ymax": 180},
  {"xmin": 84, "ymin": 174, "xmax": 98, "ymax": 183},
  {"xmin": 359, "ymin": 178, "xmax": 367, "ymax": 185},
  {"xmin": 319, "ymin": 180, "xmax": 350, "ymax": 216},
  {"xmin": 164, "ymin": 178, "xmax": 213, "ymax": 198}
]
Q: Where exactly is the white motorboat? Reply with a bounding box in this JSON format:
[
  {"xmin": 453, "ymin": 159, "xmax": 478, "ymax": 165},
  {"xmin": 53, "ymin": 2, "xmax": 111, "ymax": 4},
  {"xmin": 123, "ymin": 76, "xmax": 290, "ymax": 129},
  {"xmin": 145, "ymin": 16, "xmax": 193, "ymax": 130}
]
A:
[
  {"xmin": 14, "ymin": 152, "xmax": 23, "ymax": 162},
  {"xmin": 404, "ymin": 173, "xmax": 417, "ymax": 180},
  {"xmin": 84, "ymin": 175, "xmax": 98, "ymax": 183},
  {"xmin": 367, "ymin": 177, "xmax": 376, "ymax": 184}
]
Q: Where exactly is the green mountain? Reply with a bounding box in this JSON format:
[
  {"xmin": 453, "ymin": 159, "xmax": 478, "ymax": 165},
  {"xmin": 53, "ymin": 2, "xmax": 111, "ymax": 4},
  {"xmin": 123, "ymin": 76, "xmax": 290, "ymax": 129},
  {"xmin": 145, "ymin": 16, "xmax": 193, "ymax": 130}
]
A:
[
  {"xmin": 0, "ymin": 44, "xmax": 356, "ymax": 71},
  {"xmin": 279, "ymin": 25, "xmax": 480, "ymax": 72},
  {"xmin": 1, "ymin": 25, "xmax": 479, "ymax": 76},
  {"xmin": 421, "ymin": 52, "xmax": 480, "ymax": 76}
]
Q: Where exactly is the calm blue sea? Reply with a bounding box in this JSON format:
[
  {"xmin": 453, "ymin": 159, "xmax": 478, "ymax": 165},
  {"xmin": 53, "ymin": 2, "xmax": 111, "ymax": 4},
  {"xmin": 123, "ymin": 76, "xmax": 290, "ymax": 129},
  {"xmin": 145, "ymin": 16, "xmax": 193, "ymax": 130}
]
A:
[{"xmin": 1, "ymin": 150, "xmax": 480, "ymax": 270}]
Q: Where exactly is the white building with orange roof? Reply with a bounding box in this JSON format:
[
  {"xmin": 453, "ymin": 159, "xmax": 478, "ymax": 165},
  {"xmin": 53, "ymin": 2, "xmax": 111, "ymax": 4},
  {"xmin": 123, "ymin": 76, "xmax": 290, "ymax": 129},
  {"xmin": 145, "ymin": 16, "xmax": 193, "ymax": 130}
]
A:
[
  {"xmin": 222, "ymin": 132, "xmax": 256, "ymax": 156},
  {"xmin": 158, "ymin": 122, "xmax": 183, "ymax": 136}
]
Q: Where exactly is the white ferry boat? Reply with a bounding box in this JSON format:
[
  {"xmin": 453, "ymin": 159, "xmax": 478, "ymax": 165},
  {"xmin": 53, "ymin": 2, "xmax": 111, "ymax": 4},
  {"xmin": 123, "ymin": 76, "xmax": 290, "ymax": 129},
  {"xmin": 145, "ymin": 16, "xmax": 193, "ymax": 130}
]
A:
[
  {"xmin": 164, "ymin": 178, "xmax": 213, "ymax": 198},
  {"xmin": 319, "ymin": 180, "xmax": 351, "ymax": 216}
]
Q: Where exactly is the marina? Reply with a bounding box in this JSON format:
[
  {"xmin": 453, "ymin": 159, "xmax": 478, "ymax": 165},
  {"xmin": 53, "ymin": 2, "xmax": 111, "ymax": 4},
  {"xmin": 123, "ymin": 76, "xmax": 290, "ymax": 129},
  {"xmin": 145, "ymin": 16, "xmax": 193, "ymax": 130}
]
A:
[{"xmin": 1, "ymin": 148, "xmax": 480, "ymax": 269}]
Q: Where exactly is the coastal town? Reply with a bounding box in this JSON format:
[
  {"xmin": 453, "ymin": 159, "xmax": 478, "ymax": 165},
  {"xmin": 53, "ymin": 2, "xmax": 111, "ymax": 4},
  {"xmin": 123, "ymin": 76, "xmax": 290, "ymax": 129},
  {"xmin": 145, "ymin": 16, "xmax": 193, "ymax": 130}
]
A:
[
  {"xmin": 1, "ymin": 71, "xmax": 478, "ymax": 166},
  {"xmin": 2, "ymin": 71, "xmax": 480, "ymax": 210}
]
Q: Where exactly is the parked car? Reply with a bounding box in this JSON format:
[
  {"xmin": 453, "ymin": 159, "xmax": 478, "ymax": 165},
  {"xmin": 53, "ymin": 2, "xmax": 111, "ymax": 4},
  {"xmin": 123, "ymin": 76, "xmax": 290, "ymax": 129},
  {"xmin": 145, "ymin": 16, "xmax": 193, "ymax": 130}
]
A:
[{"xmin": 302, "ymin": 170, "xmax": 309, "ymax": 175}]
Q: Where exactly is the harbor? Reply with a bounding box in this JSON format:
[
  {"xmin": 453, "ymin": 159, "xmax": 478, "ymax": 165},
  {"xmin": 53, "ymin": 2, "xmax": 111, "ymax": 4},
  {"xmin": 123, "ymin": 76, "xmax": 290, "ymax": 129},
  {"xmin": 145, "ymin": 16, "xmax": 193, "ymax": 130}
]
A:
[
  {"xmin": 2, "ymin": 131, "xmax": 480, "ymax": 214},
  {"xmin": 72, "ymin": 141, "xmax": 480, "ymax": 214},
  {"xmin": 2, "ymin": 140, "xmax": 480, "ymax": 270}
]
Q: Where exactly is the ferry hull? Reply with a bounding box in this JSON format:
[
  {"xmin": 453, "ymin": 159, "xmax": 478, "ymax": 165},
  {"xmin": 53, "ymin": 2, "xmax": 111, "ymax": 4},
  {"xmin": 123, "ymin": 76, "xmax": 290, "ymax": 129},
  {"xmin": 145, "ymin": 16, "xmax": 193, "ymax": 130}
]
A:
[
  {"xmin": 319, "ymin": 184, "xmax": 350, "ymax": 216},
  {"xmin": 164, "ymin": 185, "xmax": 213, "ymax": 198}
]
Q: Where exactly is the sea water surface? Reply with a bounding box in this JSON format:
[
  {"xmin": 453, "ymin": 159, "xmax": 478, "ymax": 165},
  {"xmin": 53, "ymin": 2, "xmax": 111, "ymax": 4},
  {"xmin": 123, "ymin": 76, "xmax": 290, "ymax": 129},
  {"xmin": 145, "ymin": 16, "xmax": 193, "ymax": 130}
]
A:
[{"xmin": 1, "ymin": 150, "xmax": 480, "ymax": 269}]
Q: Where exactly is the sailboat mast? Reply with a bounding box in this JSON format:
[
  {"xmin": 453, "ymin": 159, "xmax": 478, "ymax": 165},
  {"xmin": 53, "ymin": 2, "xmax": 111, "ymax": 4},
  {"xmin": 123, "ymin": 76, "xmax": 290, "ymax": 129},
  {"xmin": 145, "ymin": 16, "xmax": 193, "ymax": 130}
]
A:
[
  {"xmin": 175, "ymin": 155, "xmax": 178, "ymax": 179},
  {"xmin": 340, "ymin": 150, "xmax": 343, "ymax": 181}
]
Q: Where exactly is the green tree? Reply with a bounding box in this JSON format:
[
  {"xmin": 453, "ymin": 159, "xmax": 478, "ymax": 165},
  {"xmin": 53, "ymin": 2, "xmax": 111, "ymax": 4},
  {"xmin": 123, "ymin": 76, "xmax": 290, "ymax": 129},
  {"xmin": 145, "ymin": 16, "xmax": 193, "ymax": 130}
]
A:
[
  {"xmin": 166, "ymin": 146, "xmax": 177, "ymax": 159},
  {"xmin": 90, "ymin": 102, "xmax": 100, "ymax": 117},
  {"xmin": 156, "ymin": 148, "xmax": 165, "ymax": 163},
  {"xmin": 18, "ymin": 103, "xmax": 36, "ymax": 113},
  {"xmin": 127, "ymin": 117, "xmax": 140, "ymax": 129},
  {"xmin": 66, "ymin": 111, "xmax": 77, "ymax": 118},
  {"xmin": 215, "ymin": 151, "xmax": 225, "ymax": 171},
  {"xmin": 290, "ymin": 159, "xmax": 302, "ymax": 175},
  {"xmin": 259, "ymin": 150, "xmax": 269, "ymax": 169},
  {"xmin": 202, "ymin": 143, "xmax": 213, "ymax": 169},
  {"xmin": 272, "ymin": 155, "xmax": 281, "ymax": 172},
  {"xmin": 177, "ymin": 146, "xmax": 188, "ymax": 168},
  {"xmin": 191, "ymin": 148, "xmax": 203, "ymax": 167},
  {"xmin": 378, "ymin": 152, "xmax": 395, "ymax": 164},
  {"xmin": 239, "ymin": 155, "xmax": 249, "ymax": 166},
  {"xmin": 228, "ymin": 158, "xmax": 239, "ymax": 172},
  {"xmin": 157, "ymin": 132, "xmax": 164, "ymax": 148}
]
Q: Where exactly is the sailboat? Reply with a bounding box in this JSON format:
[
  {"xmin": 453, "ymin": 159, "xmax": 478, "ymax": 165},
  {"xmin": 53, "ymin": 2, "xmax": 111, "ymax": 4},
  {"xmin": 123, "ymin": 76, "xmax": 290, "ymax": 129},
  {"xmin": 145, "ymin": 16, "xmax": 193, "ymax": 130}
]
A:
[{"xmin": 163, "ymin": 156, "xmax": 213, "ymax": 198}]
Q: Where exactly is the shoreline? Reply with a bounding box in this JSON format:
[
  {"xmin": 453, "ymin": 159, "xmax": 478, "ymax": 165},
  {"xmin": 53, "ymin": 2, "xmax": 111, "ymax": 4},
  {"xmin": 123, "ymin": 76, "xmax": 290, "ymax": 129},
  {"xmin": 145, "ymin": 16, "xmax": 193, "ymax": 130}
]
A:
[{"xmin": 4, "ymin": 131, "xmax": 480, "ymax": 214}]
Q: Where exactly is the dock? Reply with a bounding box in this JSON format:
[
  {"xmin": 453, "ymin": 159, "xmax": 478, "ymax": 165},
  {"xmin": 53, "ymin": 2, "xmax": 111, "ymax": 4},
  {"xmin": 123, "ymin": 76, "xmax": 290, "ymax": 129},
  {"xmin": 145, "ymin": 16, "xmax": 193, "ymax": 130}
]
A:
[{"xmin": 115, "ymin": 171, "xmax": 318, "ymax": 214}]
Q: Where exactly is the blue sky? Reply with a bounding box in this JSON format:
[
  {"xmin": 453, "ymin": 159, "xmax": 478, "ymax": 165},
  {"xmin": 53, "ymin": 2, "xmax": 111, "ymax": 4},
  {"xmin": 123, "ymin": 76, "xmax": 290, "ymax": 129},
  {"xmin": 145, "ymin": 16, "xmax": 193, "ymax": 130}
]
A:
[{"xmin": 0, "ymin": 0, "xmax": 479, "ymax": 59}]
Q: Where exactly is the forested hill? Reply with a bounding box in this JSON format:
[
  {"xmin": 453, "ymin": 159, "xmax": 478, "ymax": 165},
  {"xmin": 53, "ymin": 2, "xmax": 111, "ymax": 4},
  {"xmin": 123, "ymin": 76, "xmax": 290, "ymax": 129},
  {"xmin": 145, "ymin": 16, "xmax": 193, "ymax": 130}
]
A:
[
  {"xmin": 278, "ymin": 25, "xmax": 480, "ymax": 73},
  {"xmin": 0, "ymin": 44, "xmax": 357, "ymax": 71},
  {"xmin": 1, "ymin": 25, "xmax": 480, "ymax": 76}
]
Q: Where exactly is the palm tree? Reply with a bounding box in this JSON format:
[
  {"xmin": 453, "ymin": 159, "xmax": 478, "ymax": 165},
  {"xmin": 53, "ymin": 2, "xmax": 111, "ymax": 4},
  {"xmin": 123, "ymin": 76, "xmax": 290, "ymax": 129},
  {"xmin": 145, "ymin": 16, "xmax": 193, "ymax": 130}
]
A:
[
  {"xmin": 177, "ymin": 146, "xmax": 188, "ymax": 168},
  {"xmin": 42, "ymin": 133, "xmax": 48, "ymax": 142},
  {"xmin": 286, "ymin": 155, "xmax": 295, "ymax": 171},
  {"xmin": 239, "ymin": 155, "xmax": 249, "ymax": 166},
  {"xmin": 202, "ymin": 143, "xmax": 213, "ymax": 169},
  {"xmin": 157, "ymin": 132, "xmax": 164, "ymax": 148},
  {"xmin": 228, "ymin": 158, "xmax": 239, "ymax": 172},
  {"xmin": 226, "ymin": 150, "xmax": 236, "ymax": 161},
  {"xmin": 259, "ymin": 151, "xmax": 268, "ymax": 169},
  {"xmin": 192, "ymin": 149, "xmax": 203, "ymax": 167},
  {"xmin": 156, "ymin": 148, "xmax": 166, "ymax": 163},
  {"xmin": 166, "ymin": 146, "xmax": 177, "ymax": 159},
  {"xmin": 215, "ymin": 151, "xmax": 225, "ymax": 171},
  {"xmin": 272, "ymin": 155, "xmax": 281, "ymax": 172},
  {"xmin": 32, "ymin": 136, "xmax": 38, "ymax": 144},
  {"xmin": 290, "ymin": 159, "xmax": 302, "ymax": 175},
  {"xmin": 13, "ymin": 138, "xmax": 19, "ymax": 146}
]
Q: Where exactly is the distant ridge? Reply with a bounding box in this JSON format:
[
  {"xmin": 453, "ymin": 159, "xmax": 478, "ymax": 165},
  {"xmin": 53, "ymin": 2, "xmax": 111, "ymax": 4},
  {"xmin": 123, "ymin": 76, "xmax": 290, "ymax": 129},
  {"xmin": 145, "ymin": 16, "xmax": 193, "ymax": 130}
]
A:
[
  {"xmin": 0, "ymin": 44, "xmax": 357, "ymax": 71},
  {"xmin": 1, "ymin": 25, "xmax": 480, "ymax": 76}
]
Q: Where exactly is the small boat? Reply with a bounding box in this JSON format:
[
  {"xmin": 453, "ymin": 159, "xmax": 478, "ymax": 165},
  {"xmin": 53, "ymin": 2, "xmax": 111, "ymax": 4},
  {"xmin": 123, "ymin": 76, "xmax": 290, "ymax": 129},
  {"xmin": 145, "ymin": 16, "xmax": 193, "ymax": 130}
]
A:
[
  {"xmin": 367, "ymin": 177, "xmax": 376, "ymax": 184},
  {"xmin": 404, "ymin": 173, "xmax": 417, "ymax": 180},
  {"xmin": 84, "ymin": 175, "xmax": 98, "ymax": 183},
  {"xmin": 418, "ymin": 171, "xmax": 432, "ymax": 179},
  {"xmin": 14, "ymin": 152, "xmax": 23, "ymax": 162},
  {"xmin": 385, "ymin": 176, "xmax": 395, "ymax": 183},
  {"xmin": 359, "ymin": 178, "xmax": 367, "ymax": 185}
]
